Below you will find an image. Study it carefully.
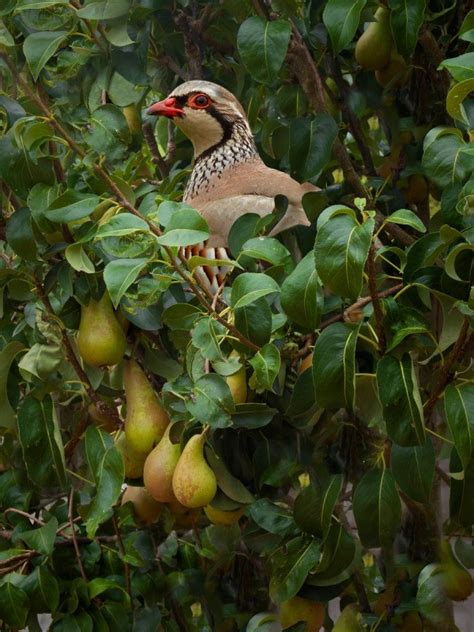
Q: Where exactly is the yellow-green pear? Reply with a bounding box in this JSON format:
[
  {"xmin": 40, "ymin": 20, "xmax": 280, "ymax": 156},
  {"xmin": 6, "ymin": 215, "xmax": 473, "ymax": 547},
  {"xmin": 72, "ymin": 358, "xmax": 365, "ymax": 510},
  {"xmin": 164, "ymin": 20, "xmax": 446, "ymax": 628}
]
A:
[
  {"xmin": 124, "ymin": 360, "xmax": 169, "ymax": 455},
  {"xmin": 121, "ymin": 485, "xmax": 162, "ymax": 525},
  {"xmin": 355, "ymin": 7, "xmax": 392, "ymax": 71},
  {"xmin": 143, "ymin": 424, "xmax": 181, "ymax": 502},
  {"xmin": 279, "ymin": 596, "xmax": 325, "ymax": 631},
  {"xmin": 375, "ymin": 51, "xmax": 408, "ymax": 88},
  {"xmin": 226, "ymin": 365, "xmax": 247, "ymax": 404},
  {"xmin": 77, "ymin": 292, "xmax": 126, "ymax": 367},
  {"xmin": 333, "ymin": 604, "xmax": 363, "ymax": 632},
  {"xmin": 172, "ymin": 433, "xmax": 217, "ymax": 508},
  {"xmin": 438, "ymin": 540, "xmax": 473, "ymax": 601},
  {"xmin": 115, "ymin": 432, "xmax": 147, "ymax": 479},
  {"xmin": 204, "ymin": 504, "xmax": 244, "ymax": 526}
]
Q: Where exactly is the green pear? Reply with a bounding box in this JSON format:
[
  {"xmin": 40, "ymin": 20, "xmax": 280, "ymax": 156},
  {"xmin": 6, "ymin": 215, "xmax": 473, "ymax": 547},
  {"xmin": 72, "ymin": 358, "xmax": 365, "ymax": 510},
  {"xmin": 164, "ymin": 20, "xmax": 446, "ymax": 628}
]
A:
[
  {"xmin": 143, "ymin": 424, "xmax": 181, "ymax": 502},
  {"xmin": 115, "ymin": 432, "xmax": 147, "ymax": 479},
  {"xmin": 438, "ymin": 540, "xmax": 473, "ymax": 601},
  {"xmin": 77, "ymin": 292, "xmax": 126, "ymax": 367},
  {"xmin": 172, "ymin": 433, "xmax": 217, "ymax": 508},
  {"xmin": 375, "ymin": 51, "xmax": 408, "ymax": 88},
  {"xmin": 124, "ymin": 360, "xmax": 169, "ymax": 455},
  {"xmin": 355, "ymin": 7, "xmax": 392, "ymax": 71},
  {"xmin": 121, "ymin": 485, "xmax": 162, "ymax": 525},
  {"xmin": 279, "ymin": 596, "xmax": 325, "ymax": 631}
]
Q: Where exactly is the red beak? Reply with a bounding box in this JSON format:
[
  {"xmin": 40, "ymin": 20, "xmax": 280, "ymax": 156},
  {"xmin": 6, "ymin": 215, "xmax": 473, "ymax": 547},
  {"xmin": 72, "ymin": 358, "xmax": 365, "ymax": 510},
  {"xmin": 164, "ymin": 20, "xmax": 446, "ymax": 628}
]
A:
[{"xmin": 147, "ymin": 97, "xmax": 184, "ymax": 118}]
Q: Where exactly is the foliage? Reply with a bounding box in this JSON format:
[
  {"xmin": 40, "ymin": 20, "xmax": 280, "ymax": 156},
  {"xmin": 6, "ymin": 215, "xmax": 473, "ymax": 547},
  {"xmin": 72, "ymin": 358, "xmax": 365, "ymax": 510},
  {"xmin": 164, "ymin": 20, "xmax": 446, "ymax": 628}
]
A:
[{"xmin": 0, "ymin": 0, "xmax": 473, "ymax": 630}]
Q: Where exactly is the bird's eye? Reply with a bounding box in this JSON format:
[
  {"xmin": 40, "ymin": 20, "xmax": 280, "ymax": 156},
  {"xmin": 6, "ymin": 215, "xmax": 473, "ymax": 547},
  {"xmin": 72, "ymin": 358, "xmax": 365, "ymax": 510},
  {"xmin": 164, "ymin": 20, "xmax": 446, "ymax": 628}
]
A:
[{"xmin": 190, "ymin": 94, "xmax": 210, "ymax": 108}]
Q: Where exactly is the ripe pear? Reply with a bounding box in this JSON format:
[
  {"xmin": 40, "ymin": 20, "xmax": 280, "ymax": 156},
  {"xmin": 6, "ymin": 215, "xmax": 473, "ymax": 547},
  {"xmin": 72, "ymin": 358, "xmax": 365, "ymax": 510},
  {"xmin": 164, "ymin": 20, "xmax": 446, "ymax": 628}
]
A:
[
  {"xmin": 438, "ymin": 540, "xmax": 473, "ymax": 601},
  {"xmin": 115, "ymin": 432, "xmax": 147, "ymax": 479},
  {"xmin": 375, "ymin": 51, "xmax": 408, "ymax": 88},
  {"xmin": 204, "ymin": 504, "xmax": 244, "ymax": 526},
  {"xmin": 124, "ymin": 360, "xmax": 169, "ymax": 455},
  {"xmin": 226, "ymin": 364, "xmax": 247, "ymax": 404},
  {"xmin": 355, "ymin": 7, "xmax": 392, "ymax": 71},
  {"xmin": 172, "ymin": 433, "xmax": 217, "ymax": 508},
  {"xmin": 279, "ymin": 596, "xmax": 325, "ymax": 631},
  {"xmin": 143, "ymin": 424, "xmax": 181, "ymax": 502},
  {"xmin": 121, "ymin": 485, "xmax": 162, "ymax": 525},
  {"xmin": 77, "ymin": 292, "xmax": 126, "ymax": 367}
]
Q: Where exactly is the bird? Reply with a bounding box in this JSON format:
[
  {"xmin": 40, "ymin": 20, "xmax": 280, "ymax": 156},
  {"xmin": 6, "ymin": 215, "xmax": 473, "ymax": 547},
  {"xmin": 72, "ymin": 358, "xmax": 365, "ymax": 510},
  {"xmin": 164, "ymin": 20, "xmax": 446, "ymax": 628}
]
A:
[{"xmin": 147, "ymin": 80, "xmax": 315, "ymax": 289}]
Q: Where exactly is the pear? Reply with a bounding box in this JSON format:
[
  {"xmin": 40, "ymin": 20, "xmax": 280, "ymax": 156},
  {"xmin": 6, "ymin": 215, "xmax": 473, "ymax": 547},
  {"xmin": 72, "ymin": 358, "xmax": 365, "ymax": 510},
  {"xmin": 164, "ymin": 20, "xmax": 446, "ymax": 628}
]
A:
[
  {"xmin": 115, "ymin": 432, "xmax": 147, "ymax": 479},
  {"xmin": 279, "ymin": 596, "xmax": 325, "ymax": 631},
  {"xmin": 226, "ymin": 364, "xmax": 247, "ymax": 404},
  {"xmin": 438, "ymin": 540, "xmax": 473, "ymax": 601},
  {"xmin": 121, "ymin": 485, "xmax": 162, "ymax": 525},
  {"xmin": 333, "ymin": 604, "xmax": 363, "ymax": 632},
  {"xmin": 143, "ymin": 424, "xmax": 181, "ymax": 502},
  {"xmin": 355, "ymin": 7, "xmax": 392, "ymax": 71},
  {"xmin": 204, "ymin": 504, "xmax": 244, "ymax": 526},
  {"xmin": 77, "ymin": 292, "xmax": 126, "ymax": 367},
  {"xmin": 375, "ymin": 51, "xmax": 408, "ymax": 88},
  {"xmin": 172, "ymin": 433, "xmax": 217, "ymax": 508},
  {"xmin": 124, "ymin": 360, "xmax": 169, "ymax": 455}
]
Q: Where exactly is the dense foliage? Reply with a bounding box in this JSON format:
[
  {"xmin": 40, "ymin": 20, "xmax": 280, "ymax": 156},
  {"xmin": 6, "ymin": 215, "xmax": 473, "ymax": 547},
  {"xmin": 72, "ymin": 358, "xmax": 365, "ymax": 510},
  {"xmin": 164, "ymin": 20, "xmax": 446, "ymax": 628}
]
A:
[{"xmin": 0, "ymin": 0, "xmax": 473, "ymax": 630}]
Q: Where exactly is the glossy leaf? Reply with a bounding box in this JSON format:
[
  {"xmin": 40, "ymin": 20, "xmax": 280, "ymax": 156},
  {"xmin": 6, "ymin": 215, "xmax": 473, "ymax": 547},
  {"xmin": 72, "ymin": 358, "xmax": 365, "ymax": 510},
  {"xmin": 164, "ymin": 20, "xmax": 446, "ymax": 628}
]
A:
[
  {"xmin": 450, "ymin": 449, "xmax": 474, "ymax": 526},
  {"xmin": 444, "ymin": 383, "xmax": 474, "ymax": 470},
  {"xmin": 186, "ymin": 373, "xmax": 234, "ymax": 428},
  {"xmin": 23, "ymin": 31, "xmax": 68, "ymax": 80},
  {"xmin": 353, "ymin": 468, "xmax": 401, "ymax": 548},
  {"xmin": 289, "ymin": 114, "xmax": 338, "ymax": 181},
  {"xmin": 0, "ymin": 341, "xmax": 24, "ymax": 430},
  {"xmin": 237, "ymin": 17, "xmax": 291, "ymax": 84},
  {"xmin": 269, "ymin": 536, "xmax": 320, "ymax": 603},
  {"xmin": 389, "ymin": 0, "xmax": 426, "ymax": 57},
  {"xmin": 103, "ymin": 258, "xmax": 148, "ymax": 307},
  {"xmin": 323, "ymin": 0, "xmax": 367, "ymax": 54},
  {"xmin": 439, "ymin": 52, "xmax": 474, "ymax": 81},
  {"xmin": 231, "ymin": 273, "xmax": 280, "ymax": 309},
  {"xmin": 0, "ymin": 582, "xmax": 29, "ymax": 629},
  {"xmin": 248, "ymin": 498, "xmax": 296, "ymax": 535},
  {"xmin": 391, "ymin": 439, "xmax": 435, "ymax": 503},
  {"xmin": 377, "ymin": 354, "xmax": 425, "ymax": 446},
  {"xmin": 76, "ymin": 0, "xmax": 130, "ymax": 20},
  {"xmin": 294, "ymin": 475, "xmax": 343, "ymax": 537},
  {"xmin": 385, "ymin": 208, "xmax": 427, "ymax": 233},
  {"xmin": 249, "ymin": 343, "xmax": 281, "ymax": 392},
  {"xmin": 19, "ymin": 517, "xmax": 58, "ymax": 556},
  {"xmin": 281, "ymin": 252, "xmax": 323, "ymax": 330},
  {"xmin": 312, "ymin": 322, "xmax": 360, "ymax": 411}
]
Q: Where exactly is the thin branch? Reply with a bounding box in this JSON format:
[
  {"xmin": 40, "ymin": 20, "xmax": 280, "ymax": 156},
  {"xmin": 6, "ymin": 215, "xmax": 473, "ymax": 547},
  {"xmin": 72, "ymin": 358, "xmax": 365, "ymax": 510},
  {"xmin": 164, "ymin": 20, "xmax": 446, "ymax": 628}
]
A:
[
  {"xmin": 142, "ymin": 122, "xmax": 168, "ymax": 179},
  {"xmin": 424, "ymin": 317, "xmax": 472, "ymax": 421},
  {"xmin": 112, "ymin": 514, "xmax": 132, "ymax": 604},
  {"xmin": 68, "ymin": 488, "xmax": 88, "ymax": 582},
  {"xmin": 366, "ymin": 244, "xmax": 386, "ymax": 354}
]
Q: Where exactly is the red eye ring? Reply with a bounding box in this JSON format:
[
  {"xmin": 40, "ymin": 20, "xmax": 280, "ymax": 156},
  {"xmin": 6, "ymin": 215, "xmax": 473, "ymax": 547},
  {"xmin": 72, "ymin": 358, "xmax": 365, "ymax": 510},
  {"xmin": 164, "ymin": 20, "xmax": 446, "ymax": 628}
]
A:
[{"xmin": 189, "ymin": 93, "xmax": 210, "ymax": 109}]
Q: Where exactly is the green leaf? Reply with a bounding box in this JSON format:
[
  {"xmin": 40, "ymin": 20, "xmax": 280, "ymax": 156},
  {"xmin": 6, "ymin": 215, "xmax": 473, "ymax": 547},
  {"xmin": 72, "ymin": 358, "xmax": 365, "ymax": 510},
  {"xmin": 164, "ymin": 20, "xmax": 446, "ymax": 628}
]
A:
[
  {"xmin": 422, "ymin": 130, "xmax": 469, "ymax": 187},
  {"xmin": 281, "ymin": 252, "xmax": 323, "ymax": 330},
  {"xmin": 95, "ymin": 213, "xmax": 148, "ymax": 239},
  {"xmin": 383, "ymin": 298, "xmax": 429, "ymax": 352},
  {"xmin": 23, "ymin": 31, "xmax": 68, "ymax": 81},
  {"xmin": 240, "ymin": 237, "xmax": 293, "ymax": 272},
  {"xmin": 84, "ymin": 105, "xmax": 130, "ymax": 160},
  {"xmin": 439, "ymin": 52, "xmax": 474, "ymax": 81},
  {"xmin": 162, "ymin": 303, "xmax": 203, "ymax": 330},
  {"xmin": 446, "ymin": 79, "xmax": 474, "ymax": 125},
  {"xmin": 388, "ymin": 0, "xmax": 426, "ymax": 57},
  {"xmin": 445, "ymin": 243, "xmax": 474, "ymax": 283},
  {"xmin": 294, "ymin": 475, "xmax": 343, "ymax": 538},
  {"xmin": 22, "ymin": 566, "xmax": 60, "ymax": 614},
  {"xmin": 353, "ymin": 468, "xmax": 401, "ymax": 548},
  {"xmin": 450, "ymin": 449, "xmax": 474, "ymax": 527},
  {"xmin": 76, "ymin": 0, "xmax": 130, "ymax": 20},
  {"xmin": 19, "ymin": 517, "xmax": 58, "ymax": 556},
  {"xmin": 237, "ymin": 17, "xmax": 291, "ymax": 84},
  {"xmin": 313, "ymin": 322, "xmax": 360, "ymax": 411},
  {"xmin": 65, "ymin": 244, "xmax": 95, "ymax": 274},
  {"xmin": 47, "ymin": 192, "xmax": 100, "ymax": 223},
  {"xmin": 248, "ymin": 498, "xmax": 296, "ymax": 535},
  {"xmin": 0, "ymin": 19, "xmax": 14, "ymax": 46},
  {"xmin": 269, "ymin": 535, "xmax": 321, "ymax": 603},
  {"xmin": 289, "ymin": 114, "xmax": 338, "ymax": 181},
  {"xmin": 16, "ymin": 0, "xmax": 69, "ymax": 9},
  {"xmin": 323, "ymin": 0, "xmax": 368, "ymax": 54},
  {"xmin": 309, "ymin": 522, "xmax": 356, "ymax": 585},
  {"xmin": 231, "ymin": 272, "xmax": 280, "ymax": 309},
  {"xmin": 17, "ymin": 395, "xmax": 67, "ymax": 487},
  {"xmin": 391, "ymin": 439, "xmax": 435, "ymax": 504},
  {"xmin": 205, "ymin": 448, "xmax": 254, "ymax": 503},
  {"xmin": 85, "ymin": 426, "xmax": 124, "ymax": 538},
  {"xmin": 191, "ymin": 317, "xmax": 226, "ymax": 362},
  {"xmin": 6, "ymin": 208, "xmax": 36, "ymax": 261},
  {"xmin": 234, "ymin": 299, "xmax": 272, "ymax": 348},
  {"xmin": 0, "ymin": 341, "xmax": 24, "ymax": 430},
  {"xmin": 385, "ymin": 208, "xmax": 427, "ymax": 233},
  {"xmin": 0, "ymin": 582, "xmax": 29, "ymax": 629},
  {"xmin": 156, "ymin": 208, "xmax": 209, "ymax": 247},
  {"xmin": 231, "ymin": 402, "xmax": 276, "ymax": 429},
  {"xmin": 444, "ymin": 383, "xmax": 474, "ymax": 470},
  {"xmin": 459, "ymin": 10, "xmax": 474, "ymax": 42},
  {"xmin": 314, "ymin": 209, "xmax": 374, "ymax": 299},
  {"xmin": 186, "ymin": 374, "xmax": 234, "ymax": 428},
  {"xmin": 377, "ymin": 354, "xmax": 425, "ymax": 446},
  {"xmin": 249, "ymin": 343, "xmax": 281, "ymax": 392},
  {"xmin": 103, "ymin": 258, "xmax": 148, "ymax": 307}
]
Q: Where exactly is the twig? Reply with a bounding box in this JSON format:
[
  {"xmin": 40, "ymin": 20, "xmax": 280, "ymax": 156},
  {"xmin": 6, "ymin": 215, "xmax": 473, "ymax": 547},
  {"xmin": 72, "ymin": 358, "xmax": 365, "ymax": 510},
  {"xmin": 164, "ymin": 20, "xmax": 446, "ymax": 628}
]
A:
[
  {"xmin": 366, "ymin": 244, "xmax": 386, "ymax": 354},
  {"xmin": 423, "ymin": 317, "xmax": 472, "ymax": 421},
  {"xmin": 4, "ymin": 508, "xmax": 45, "ymax": 526},
  {"xmin": 142, "ymin": 122, "xmax": 168, "ymax": 179},
  {"xmin": 112, "ymin": 514, "xmax": 132, "ymax": 604},
  {"xmin": 165, "ymin": 120, "xmax": 176, "ymax": 166},
  {"xmin": 319, "ymin": 283, "xmax": 403, "ymax": 329},
  {"xmin": 68, "ymin": 488, "xmax": 88, "ymax": 582}
]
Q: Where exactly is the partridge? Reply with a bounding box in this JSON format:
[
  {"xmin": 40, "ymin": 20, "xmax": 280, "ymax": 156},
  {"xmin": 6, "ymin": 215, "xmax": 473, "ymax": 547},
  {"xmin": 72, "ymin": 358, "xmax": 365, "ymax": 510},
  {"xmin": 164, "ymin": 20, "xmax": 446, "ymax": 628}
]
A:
[{"xmin": 148, "ymin": 80, "xmax": 314, "ymax": 249}]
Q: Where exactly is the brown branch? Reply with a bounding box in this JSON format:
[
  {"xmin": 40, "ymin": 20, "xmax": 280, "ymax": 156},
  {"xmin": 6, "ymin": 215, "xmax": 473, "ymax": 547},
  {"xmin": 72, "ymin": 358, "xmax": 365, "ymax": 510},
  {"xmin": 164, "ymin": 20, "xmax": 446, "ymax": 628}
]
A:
[
  {"xmin": 424, "ymin": 317, "xmax": 472, "ymax": 421},
  {"xmin": 367, "ymin": 244, "xmax": 386, "ymax": 354},
  {"xmin": 165, "ymin": 120, "xmax": 176, "ymax": 166},
  {"xmin": 69, "ymin": 488, "xmax": 88, "ymax": 582},
  {"xmin": 142, "ymin": 122, "xmax": 168, "ymax": 179},
  {"xmin": 112, "ymin": 514, "xmax": 132, "ymax": 604},
  {"xmin": 320, "ymin": 283, "xmax": 403, "ymax": 329}
]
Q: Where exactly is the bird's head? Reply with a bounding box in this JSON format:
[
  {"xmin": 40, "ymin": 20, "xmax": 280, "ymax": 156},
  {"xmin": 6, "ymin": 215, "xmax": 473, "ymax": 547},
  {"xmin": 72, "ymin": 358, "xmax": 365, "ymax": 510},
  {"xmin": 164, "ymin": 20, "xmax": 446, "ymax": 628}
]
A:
[{"xmin": 147, "ymin": 80, "xmax": 252, "ymax": 158}]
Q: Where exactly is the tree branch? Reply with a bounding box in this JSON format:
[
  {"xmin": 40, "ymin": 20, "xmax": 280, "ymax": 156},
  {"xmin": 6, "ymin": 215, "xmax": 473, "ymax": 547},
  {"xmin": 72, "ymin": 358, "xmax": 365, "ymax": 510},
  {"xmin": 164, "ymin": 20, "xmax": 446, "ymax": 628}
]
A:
[
  {"xmin": 142, "ymin": 122, "xmax": 168, "ymax": 179},
  {"xmin": 366, "ymin": 244, "xmax": 386, "ymax": 354}
]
